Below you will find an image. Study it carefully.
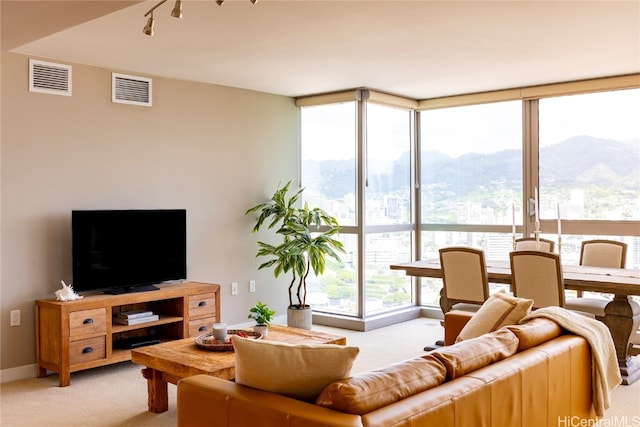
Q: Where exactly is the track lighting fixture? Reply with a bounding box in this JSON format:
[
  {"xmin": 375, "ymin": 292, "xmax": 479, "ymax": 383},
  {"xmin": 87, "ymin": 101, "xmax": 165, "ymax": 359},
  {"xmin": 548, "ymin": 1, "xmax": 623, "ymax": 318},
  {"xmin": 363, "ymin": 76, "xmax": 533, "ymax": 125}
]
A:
[
  {"xmin": 143, "ymin": 14, "xmax": 155, "ymax": 36},
  {"xmin": 171, "ymin": 0, "xmax": 183, "ymax": 18},
  {"xmin": 143, "ymin": 0, "xmax": 165, "ymax": 36},
  {"xmin": 143, "ymin": 0, "xmax": 258, "ymax": 37}
]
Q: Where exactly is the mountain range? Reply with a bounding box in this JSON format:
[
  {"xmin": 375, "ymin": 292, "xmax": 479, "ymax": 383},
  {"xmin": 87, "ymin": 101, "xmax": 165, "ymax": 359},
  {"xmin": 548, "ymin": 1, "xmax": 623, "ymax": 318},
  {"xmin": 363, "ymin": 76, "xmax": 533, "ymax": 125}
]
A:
[{"xmin": 302, "ymin": 136, "xmax": 639, "ymax": 199}]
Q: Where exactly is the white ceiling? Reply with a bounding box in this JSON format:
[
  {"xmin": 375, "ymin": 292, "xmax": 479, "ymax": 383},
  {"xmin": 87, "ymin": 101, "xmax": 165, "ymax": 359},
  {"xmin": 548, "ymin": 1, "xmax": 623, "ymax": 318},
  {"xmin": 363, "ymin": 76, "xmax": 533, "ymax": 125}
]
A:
[{"xmin": 8, "ymin": 0, "xmax": 640, "ymax": 99}]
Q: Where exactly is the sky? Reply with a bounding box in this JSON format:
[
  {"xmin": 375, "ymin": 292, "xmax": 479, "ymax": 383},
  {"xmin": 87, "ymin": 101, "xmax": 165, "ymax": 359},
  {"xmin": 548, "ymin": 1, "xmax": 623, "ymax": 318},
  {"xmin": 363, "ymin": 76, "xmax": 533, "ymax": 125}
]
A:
[{"xmin": 301, "ymin": 88, "xmax": 639, "ymax": 160}]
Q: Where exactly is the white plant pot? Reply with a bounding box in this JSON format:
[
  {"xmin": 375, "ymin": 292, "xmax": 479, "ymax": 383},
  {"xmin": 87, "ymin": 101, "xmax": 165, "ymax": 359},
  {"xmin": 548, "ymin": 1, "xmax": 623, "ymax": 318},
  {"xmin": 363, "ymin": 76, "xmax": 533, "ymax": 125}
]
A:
[
  {"xmin": 287, "ymin": 306, "xmax": 312, "ymax": 330},
  {"xmin": 253, "ymin": 324, "xmax": 268, "ymax": 338}
]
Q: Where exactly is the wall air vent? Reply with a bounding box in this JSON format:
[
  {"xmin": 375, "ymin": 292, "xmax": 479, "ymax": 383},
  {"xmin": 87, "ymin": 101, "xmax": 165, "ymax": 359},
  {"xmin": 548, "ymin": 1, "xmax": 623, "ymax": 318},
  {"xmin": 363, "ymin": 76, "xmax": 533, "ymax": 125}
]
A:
[
  {"xmin": 29, "ymin": 59, "xmax": 72, "ymax": 96},
  {"xmin": 112, "ymin": 73, "xmax": 152, "ymax": 107}
]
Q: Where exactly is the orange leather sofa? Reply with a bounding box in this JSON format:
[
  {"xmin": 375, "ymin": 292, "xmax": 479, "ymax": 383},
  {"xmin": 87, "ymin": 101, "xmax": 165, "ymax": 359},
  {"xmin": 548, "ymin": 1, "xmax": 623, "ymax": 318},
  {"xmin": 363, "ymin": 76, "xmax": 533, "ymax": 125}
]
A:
[{"xmin": 177, "ymin": 313, "xmax": 595, "ymax": 427}]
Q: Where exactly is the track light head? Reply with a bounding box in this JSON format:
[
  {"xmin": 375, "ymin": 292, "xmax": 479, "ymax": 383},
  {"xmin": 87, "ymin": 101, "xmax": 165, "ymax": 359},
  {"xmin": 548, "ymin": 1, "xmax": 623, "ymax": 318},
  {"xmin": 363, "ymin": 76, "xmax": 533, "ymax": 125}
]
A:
[
  {"xmin": 143, "ymin": 15, "xmax": 155, "ymax": 36},
  {"xmin": 171, "ymin": 0, "xmax": 183, "ymax": 18},
  {"xmin": 143, "ymin": 0, "xmax": 258, "ymax": 37}
]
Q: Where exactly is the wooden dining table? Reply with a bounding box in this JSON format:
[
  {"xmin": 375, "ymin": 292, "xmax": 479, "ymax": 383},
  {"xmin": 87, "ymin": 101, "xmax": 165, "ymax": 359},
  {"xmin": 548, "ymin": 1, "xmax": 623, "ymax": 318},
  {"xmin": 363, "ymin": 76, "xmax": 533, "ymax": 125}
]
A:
[{"xmin": 390, "ymin": 260, "xmax": 640, "ymax": 385}]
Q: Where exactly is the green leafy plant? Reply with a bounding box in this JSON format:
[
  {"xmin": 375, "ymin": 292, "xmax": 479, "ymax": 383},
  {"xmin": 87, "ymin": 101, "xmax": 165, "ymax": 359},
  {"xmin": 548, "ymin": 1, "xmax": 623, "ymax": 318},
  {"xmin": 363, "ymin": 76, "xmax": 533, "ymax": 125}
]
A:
[
  {"xmin": 245, "ymin": 180, "xmax": 345, "ymax": 308},
  {"xmin": 247, "ymin": 301, "xmax": 276, "ymax": 326}
]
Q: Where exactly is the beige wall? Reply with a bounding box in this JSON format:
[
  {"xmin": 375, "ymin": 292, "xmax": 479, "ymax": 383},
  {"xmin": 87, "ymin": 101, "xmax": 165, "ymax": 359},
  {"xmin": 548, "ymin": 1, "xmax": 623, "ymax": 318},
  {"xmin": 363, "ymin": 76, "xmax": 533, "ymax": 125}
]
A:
[{"xmin": 1, "ymin": 52, "xmax": 298, "ymax": 371}]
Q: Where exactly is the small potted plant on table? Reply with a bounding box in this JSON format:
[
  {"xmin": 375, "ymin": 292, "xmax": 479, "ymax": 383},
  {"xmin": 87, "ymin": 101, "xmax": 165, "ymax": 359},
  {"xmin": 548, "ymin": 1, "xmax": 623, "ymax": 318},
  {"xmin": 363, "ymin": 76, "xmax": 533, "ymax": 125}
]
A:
[{"xmin": 248, "ymin": 301, "xmax": 275, "ymax": 337}]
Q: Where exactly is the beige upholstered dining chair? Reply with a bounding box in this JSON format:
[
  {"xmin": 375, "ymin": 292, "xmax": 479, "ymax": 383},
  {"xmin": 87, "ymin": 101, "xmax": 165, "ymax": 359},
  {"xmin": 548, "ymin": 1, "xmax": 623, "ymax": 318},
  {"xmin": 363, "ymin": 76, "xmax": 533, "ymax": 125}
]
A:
[
  {"xmin": 510, "ymin": 250, "xmax": 565, "ymax": 309},
  {"xmin": 425, "ymin": 246, "xmax": 491, "ymax": 350},
  {"xmin": 580, "ymin": 239, "xmax": 627, "ymax": 269},
  {"xmin": 564, "ymin": 239, "xmax": 628, "ymax": 320},
  {"xmin": 439, "ymin": 247, "xmax": 490, "ymax": 314},
  {"xmin": 514, "ymin": 237, "xmax": 555, "ymax": 252}
]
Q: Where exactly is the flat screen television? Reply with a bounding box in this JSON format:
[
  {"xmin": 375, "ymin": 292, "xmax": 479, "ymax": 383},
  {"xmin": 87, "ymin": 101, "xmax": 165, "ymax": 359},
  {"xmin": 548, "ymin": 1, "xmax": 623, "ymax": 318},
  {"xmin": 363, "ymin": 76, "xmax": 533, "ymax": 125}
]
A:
[{"xmin": 72, "ymin": 209, "xmax": 187, "ymax": 294}]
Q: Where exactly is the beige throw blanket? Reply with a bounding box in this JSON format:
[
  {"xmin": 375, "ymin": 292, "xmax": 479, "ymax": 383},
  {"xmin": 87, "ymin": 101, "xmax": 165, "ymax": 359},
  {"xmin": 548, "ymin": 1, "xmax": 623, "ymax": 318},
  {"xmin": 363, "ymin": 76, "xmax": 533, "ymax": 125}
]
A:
[{"xmin": 521, "ymin": 306, "xmax": 621, "ymax": 417}]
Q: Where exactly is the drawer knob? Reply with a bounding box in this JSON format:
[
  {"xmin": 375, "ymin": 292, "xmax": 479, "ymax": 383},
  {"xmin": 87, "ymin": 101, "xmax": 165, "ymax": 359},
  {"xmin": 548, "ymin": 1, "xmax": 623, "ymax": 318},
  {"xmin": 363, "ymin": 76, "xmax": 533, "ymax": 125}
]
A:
[
  {"xmin": 198, "ymin": 301, "xmax": 207, "ymax": 307},
  {"xmin": 198, "ymin": 326, "xmax": 206, "ymax": 332},
  {"xmin": 82, "ymin": 347, "xmax": 93, "ymax": 354},
  {"xmin": 83, "ymin": 318, "xmax": 94, "ymax": 325}
]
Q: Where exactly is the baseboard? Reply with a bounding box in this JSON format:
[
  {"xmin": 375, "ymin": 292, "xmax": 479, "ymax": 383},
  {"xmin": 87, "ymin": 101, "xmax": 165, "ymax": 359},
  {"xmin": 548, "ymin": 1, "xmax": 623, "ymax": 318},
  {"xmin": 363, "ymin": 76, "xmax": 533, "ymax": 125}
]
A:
[
  {"xmin": 312, "ymin": 307, "xmax": 423, "ymax": 332},
  {"xmin": 420, "ymin": 306, "xmax": 444, "ymax": 320},
  {"xmin": 1, "ymin": 363, "xmax": 36, "ymax": 383}
]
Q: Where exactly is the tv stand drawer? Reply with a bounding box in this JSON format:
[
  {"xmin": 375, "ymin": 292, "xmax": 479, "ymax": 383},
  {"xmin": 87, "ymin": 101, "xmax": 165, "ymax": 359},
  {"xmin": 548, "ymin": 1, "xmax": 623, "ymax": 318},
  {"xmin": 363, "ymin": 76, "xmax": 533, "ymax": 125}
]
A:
[
  {"xmin": 70, "ymin": 336, "xmax": 106, "ymax": 364},
  {"xmin": 189, "ymin": 318, "xmax": 214, "ymax": 337},
  {"xmin": 188, "ymin": 293, "xmax": 217, "ymax": 318},
  {"xmin": 69, "ymin": 308, "xmax": 107, "ymax": 337}
]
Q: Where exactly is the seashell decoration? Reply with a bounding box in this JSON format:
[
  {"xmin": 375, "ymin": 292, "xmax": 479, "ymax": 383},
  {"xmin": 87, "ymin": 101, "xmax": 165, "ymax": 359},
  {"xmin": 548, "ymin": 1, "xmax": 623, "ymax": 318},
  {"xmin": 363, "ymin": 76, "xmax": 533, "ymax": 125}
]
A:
[{"xmin": 55, "ymin": 280, "xmax": 83, "ymax": 301}]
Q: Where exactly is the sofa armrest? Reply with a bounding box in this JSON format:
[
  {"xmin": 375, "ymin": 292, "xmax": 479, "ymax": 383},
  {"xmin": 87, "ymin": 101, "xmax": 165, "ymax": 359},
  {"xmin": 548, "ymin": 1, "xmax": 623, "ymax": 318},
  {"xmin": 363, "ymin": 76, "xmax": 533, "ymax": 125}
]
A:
[
  {"xmin": 443, "ymin": 310, "xmax": 474, "ymax": 345},
  {"xmin": 177, "ymin": 375, "xmax": 364, "ymax": 427}
]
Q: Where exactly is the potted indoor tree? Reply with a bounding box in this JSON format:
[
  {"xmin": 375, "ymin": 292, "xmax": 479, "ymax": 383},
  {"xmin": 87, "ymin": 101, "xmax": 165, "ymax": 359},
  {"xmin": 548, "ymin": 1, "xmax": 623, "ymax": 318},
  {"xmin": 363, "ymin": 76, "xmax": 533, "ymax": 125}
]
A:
[
  {"xmin": 246, "ymin": 180, "xmax": 344, "ymax": 329},
  {"xmin": 248, "ymin": 301, "xmax": 275, "ymax": 337}
]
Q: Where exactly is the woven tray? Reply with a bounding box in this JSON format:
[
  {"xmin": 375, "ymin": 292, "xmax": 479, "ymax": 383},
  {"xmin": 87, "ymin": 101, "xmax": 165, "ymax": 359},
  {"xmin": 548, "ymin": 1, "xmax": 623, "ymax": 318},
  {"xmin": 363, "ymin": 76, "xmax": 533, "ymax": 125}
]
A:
[{"xmin": 195, "ymin": 329, "xmax": 262, "ymax": 351}]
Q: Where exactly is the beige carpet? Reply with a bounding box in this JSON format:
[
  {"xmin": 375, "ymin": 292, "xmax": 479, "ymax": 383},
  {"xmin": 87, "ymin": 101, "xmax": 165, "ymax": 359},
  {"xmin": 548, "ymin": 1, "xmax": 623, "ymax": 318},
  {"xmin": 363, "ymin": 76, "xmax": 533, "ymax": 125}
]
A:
[{"xmin": 1, "ymin": 318, "xmax": 638, "ymax": 426}]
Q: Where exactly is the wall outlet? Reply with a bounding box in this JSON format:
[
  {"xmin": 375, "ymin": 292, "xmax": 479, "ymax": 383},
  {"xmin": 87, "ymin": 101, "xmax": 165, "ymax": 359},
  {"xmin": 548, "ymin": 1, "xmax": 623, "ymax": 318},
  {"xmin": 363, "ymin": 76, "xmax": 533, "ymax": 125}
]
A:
[
  {"xmin": 249, "ymin": 280, "xmax": 256, "ymax": 293},
  {"xmin": 231, "ymin": 282, "xmax": 238, "ymax": 295},
  {"xmin": 10, "ymin": 310, "xmax": 20, "ymax": 327}
]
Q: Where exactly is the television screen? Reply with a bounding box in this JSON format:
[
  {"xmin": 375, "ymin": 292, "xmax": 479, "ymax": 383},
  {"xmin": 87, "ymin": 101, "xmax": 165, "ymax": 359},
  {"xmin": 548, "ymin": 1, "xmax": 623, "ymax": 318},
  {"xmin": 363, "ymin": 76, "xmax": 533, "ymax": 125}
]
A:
[{"xmin": 72, "ymin": 209, "xmax": 187, "ymax": 294}]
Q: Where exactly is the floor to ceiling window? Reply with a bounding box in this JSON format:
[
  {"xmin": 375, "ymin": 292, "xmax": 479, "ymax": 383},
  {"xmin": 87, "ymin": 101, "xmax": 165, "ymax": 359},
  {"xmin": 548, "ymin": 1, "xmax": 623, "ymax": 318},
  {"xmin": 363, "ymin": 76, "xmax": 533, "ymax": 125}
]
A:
[
  {"xmin": 297, "ymin": 77, "xmax": 639, "ymax": 320},
  {"xmin": 299, "ymin": 92, "xmax": 415, "ymax": 319},
  {"xmin": 363, "ymin": 103, "xmax": 413, "ymax": 315},
  {"xmin": 300, "ymin": 101, "xmax": 358, "ymax": 316},
  {"xmin": 537, "ymin": 88, "xmax": 640, "ymax": 268},
  {"xmin": 419, "ymin": 100, "xmax": 523, "ymax": 304}
]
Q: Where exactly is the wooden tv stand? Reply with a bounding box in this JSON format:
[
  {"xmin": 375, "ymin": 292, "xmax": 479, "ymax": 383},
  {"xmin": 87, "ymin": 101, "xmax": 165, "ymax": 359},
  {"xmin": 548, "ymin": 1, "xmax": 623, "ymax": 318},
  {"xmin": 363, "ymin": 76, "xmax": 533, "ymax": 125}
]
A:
[{"xmin": 35, "ymin": 282, "xmax": 220, "ymax": 386}]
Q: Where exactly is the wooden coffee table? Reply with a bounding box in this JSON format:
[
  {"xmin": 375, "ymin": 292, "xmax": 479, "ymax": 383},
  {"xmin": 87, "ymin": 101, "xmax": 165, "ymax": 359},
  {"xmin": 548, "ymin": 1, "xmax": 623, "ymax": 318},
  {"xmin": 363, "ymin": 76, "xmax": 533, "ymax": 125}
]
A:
[{"xmin": 130, "ymin": 324, "xmax": 347, "ymax": 413}]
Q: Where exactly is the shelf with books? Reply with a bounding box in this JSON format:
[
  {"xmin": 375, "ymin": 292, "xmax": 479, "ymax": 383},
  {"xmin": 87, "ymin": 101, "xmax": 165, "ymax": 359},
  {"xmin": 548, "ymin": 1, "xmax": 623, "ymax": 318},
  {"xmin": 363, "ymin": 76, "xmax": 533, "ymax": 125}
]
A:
[
  {"xmin": 115, "ymin": 309, "xmax": 155, "ymax": 319},
  {"xmin": 111, "ymin": 315, "xmax": 183, "ymax": 333},
  {"xmin": 113, "ymin": 314, "xmax": 159, "ymax": 325}
]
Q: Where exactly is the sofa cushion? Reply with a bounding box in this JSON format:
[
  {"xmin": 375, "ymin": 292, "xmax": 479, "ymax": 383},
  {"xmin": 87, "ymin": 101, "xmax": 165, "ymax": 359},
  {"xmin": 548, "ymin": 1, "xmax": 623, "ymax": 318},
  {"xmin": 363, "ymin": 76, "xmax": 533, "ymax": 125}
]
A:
[
  {"xmin": 456, "ymin": 290, "xmax": 533, "ymax": 342},
  {"xmin": 315, "ymin": 355, "xmax": 447, "ymax": 415},
  {"xmin": 232, "ymin": 335, "xmax": 359, "ymax": 402},
  {"xmin": 432, "ymin": 328, "xmax": 519, "ymax": 380},
  {"xmin": 506, "ymin": 317, "xmax": 562, "ymax": 351}
]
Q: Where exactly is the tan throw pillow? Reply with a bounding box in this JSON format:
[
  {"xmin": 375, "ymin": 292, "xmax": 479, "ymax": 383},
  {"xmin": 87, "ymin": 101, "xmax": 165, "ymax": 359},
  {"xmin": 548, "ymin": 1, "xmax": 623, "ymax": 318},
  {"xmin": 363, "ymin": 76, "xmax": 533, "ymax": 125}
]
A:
[
  {"xmin": 316, "ymin": 355, "xmax": 446, "ymax": 415},
  {"xmin": 432, "ymin": 328, "xmax": 519, "ymax": 380},
  {"xmin": 456, "ymin": 290, "xmax": 533, "ymax": 342},
  {"xmin": 232, "ymin": 335, "xmax": 359, "ymax": 402}
]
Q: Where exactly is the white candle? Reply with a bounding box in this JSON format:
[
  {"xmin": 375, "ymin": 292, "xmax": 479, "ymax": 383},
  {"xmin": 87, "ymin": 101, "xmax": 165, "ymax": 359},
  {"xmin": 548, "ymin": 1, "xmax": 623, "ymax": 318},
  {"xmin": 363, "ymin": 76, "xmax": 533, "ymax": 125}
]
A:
[
  {"xmin": 534, "ymin": 187, "xmax": 539, "ymax": 222},
  {"xmin": 212, "ymin": 323, "xmax": 227, "ymax": 341},
  {"xmin": 512, "ymin": 203, "xmax": 516, "ymax": 237},
  {"xmin": 557, "ymin": 203, "xmax": 562, "ymax": 237}
]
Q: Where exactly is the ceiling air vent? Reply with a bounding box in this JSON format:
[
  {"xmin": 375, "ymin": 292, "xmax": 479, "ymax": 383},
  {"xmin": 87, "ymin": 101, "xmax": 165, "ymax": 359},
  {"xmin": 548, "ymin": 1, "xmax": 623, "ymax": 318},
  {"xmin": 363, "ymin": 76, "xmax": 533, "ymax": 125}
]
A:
[
  {"xmin": 112, "ymin": 73, "xmax": 152, "ymax": 107},
  {"xmin": 29, "ymin": 59, "xmax": 72, "ymax": 96}
]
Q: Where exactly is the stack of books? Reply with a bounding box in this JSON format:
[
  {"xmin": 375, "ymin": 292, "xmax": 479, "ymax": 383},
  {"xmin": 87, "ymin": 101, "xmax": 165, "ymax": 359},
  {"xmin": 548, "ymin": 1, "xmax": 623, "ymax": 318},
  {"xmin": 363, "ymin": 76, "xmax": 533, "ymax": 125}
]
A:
[{"xmin": 113, "ymin": 309, "xmax": 159, "ymax": 325}]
